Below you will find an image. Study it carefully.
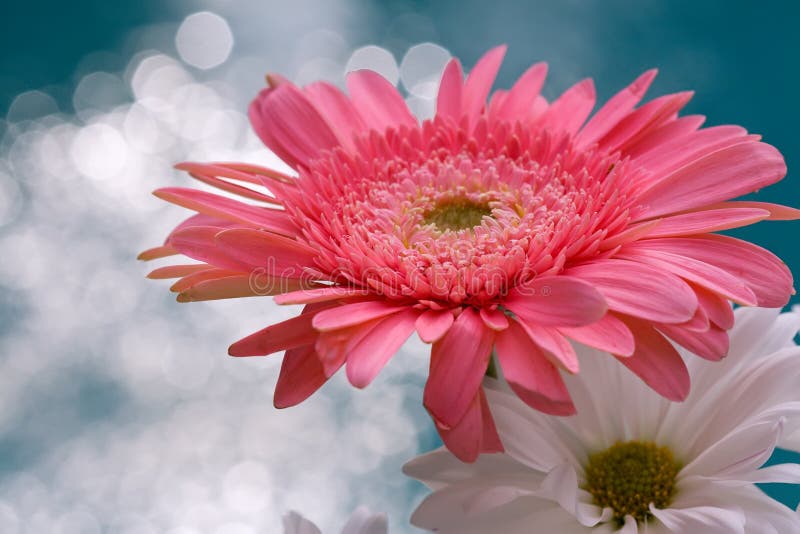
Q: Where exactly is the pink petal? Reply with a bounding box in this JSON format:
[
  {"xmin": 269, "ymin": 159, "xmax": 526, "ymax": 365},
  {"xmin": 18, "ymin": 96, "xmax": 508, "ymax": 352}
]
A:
[
  {"xmin": 658, "ymin": 323, "xmax": 729, "ymax": 361},
  {"xmin": 495, "ymin": 320, "xmax": 576, "ymax": 415},
  {"xmin": 599, "ymin": 218, "xmax": 660, "ymax": 250},
  {"xmin": 176, "ymin": 274, "xmax": 294, "ymax": 302},
  {"xmin": 154, "ymin": 187, "xmax": 297, "ymax": 236},
  {"xmin": 147, "ymin": 264, "xmax": 212, "ymax": 279},
  {"xmin": 680, "ymin": 306, "xmax": 711, "ymax": 332},
  {"xmin": 559, "ymin": 313, "xmax": 636, "ymax": 357},
  {"xmin": 693, "ymin": 284, "xmax": 734, "ymax": 330},
  {"xmin": 708, "ymin": 201, "xmax": 800, "ymax": 221},
  {"xmin": 528, "ymin": 94, "xmax": 548, "ymax": 122},
  {"xmin": 617, "ymin": 244, "xmax": 757, "ymax": 306},
  {"xmin": 431, "ymin": 388, "xmax": 502, "ymax": 463},
  {"xmin": 599, "ymin": 91, "xmax": 694, "ymax": 153},
  {"xmin": 480, "ymin": 308, "xmax": 509, "ymax": 331},
  {"xmin": 623, "ymin": 114, "xmax": 706, "ymax": 160},
  {"xmin": 565, "ymin": 259, "xmax": 697, "ymax": 324},
  {"xmin": 229, "ymin": 311, "xmax": 319, "ymax": 357},
  {"xmin": 273, "ymin": 344, "xmax": 328, "ymax": 408},
  {"xmin": 303, "ymin": 81, "xmax": 367, "ymax": 150},
  {"xmin": 431, "ymin": 395, "xmax": 481, "ymax": 463},
  {"xmin": 315, "ymin": 319, "xmax": 378, "ymax": 377},
  {"xmin": 462, "ymin": 45, "xmax": 507, "ymax": 126},
  {"xmin": 632, "ymin": 124, "xmax": 751, "ymax": 179},
  {"xmin": 515, "ymin": 320, "xmax": 579, "ymax": 373},
  {"xmin": 576, "ymin": 69, "xmax": 657, "ymax": 149},
  {"xmin": 487, "ymin": 88, "xmax": 507, "ymax": 114},
  {"xmin": 250, "ymin": 84, "xmax": 340, "ymax": 167},
  {"xmin": 166, "ymin": 212, "xmax": 241, "ymax": 239},
  {"xmin": 635, "ymin": 142, "xmax": 787, "ymax": 219},
  {"xmin": 265, "ymin": 73, "xmax": 291, "ymax": 87},
  {"xmin": 346, "ymin": 70, "xmax": 416, "ymax": 132},
  {"xmin": 423, "ymin": 308, "xmax": 495, "ymax": 427},
  {"xmin": 176, "ymin": 162, "xmax": 282, "ymax": 205},
  {"xmin": 174, "ymin": 161, "xmax": 275, "ymax": 186},
  {"xmin": 168, "ymin": 226, "xmax": 250, "ymax": 272},
  {"xmin": 628, "ymin": 235, "xmax": 793, "ymax": 308},
  {"xmin": 312, "ymin": 300, "xmax": 407, "ymax": 331},
  {"xmin": 170, "ymin": 267, "xmax": 240, "ymax": 292},
  {"xmin": 185, "ymin": 174, "xmax": 280, "ymax": 206},
  {"xmin": 503, "ymin": 275, "xmax": 607, "ymax": 327},
  {"xmin": 435, "ymin": 58, "xmax": 464, "ymax": 123},
  {"xmin": 249, "ymin": 87, "xmax": 299, "ymax": 167},
  {"xmin": 216, "ymin": 161, "xmax": 296, "ymax": 185},
  {"xmin": 478, "ymin": 389, "xmax": 504, "ymax": 454},
  {"xmin": 137, "ymin": 245, "xmax": 177, "ymax": 261},
  {"xmin": 496, "ymin": 62, "xmax": 548, "ymax": 121},
  {"xmin": 415, "ymin": 309, "xmax": 455, "ymax": 343},
  {"xmin": 617, "ymin": 318, "xmax": 690, "ymax": 401},
  {"xmin": 273, "ymin": 286, "xmax": 371, "ymax": 305},
  {"xmin": 538, "ymin": 78, "xmax": 596, "ymax": 135},
  {"xmin": 214, "ymin": 228, "xmax": 317, "ymax": 276},
  {"xmin": 346, "ymin": 309, "xmax": 418, "ymax": 388},
  {"xmin": 631, "ymin": 207, "xmax": 770, "ymax": 238}
]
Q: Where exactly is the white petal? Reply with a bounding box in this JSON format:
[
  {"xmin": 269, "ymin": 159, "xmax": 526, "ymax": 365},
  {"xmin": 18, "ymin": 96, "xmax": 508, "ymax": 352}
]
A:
[
  {"xmin": 650, "ymin": 504, "xmax": 746, "ymax": 533},
  {"xmin": 565, "ymin": 344, "xmax": 671, "ymax": 448},
  {"xmin": 282, "ymin": 511, "xmax": 322, "ymax": 534},
  {"xmin": 617, "ymin": 515, "xmax": 640, "ymax": 534},
  {"xmin": 783, "ymin": 425, "xmax": 800, "ymax": 452},
  {"xmin": 411, "ymin": 492, "xmax": 590, "ymax": 534},
  {"xmin": 740, "ymin": 498, "xmax": 800, "ymax": 534},
  {"xmin": 756, "ymin": 309, "xmax": 800, "ymax": 355},
  {"xmin": 342, "ymin": 506, "xmax": 389, "ymax": 534},
  {"xmin": 485, "ymin": 387, "xmax": 585, "ymax": 472},
  {"xmin": 726, "ymin": 307, "xmax": 783, "ymax": 363},
  {"xmin": 684, "ymin": 463, "xmax": 800, "ymax": 486},
  {"xmin": 463, "ymin": 485, "xmax": 537, "ymax": 515},
  {"xmin": 402, "ymin": 447, "xmax": 540, "ymax": 490},
  {"xmin": 667, "ymin": 475, "xmax": 800, "ymax": 533},
  {"xmin": 680, "ymin": 419, "xmax": 783, "ymax": 480},
  {"xmin": 537, "ymin": 463, "xmax": 611, "ymax": 526},
  {"xmin": 340, "ymin": 507, "xmax": 388, "ymax": 534},
  {"xmin": 658, "ymin": 349, "xmax": 800, "ymax": 459}
]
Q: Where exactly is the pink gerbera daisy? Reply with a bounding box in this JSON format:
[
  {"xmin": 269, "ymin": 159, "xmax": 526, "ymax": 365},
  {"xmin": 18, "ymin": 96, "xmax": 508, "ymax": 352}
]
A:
[{"xmin": 141, "ymin": 46, "xmax": 797, "ymax": 462}]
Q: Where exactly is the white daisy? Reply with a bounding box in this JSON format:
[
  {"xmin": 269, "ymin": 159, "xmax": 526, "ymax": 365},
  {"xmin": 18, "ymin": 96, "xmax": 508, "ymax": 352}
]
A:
[
  {"xmin": 282, "ymin": 507, "xmax": 387, "ymax": 534},
  {"xmin": 404, "ymin": 307, "xmax": 800, "ymax": 533}
]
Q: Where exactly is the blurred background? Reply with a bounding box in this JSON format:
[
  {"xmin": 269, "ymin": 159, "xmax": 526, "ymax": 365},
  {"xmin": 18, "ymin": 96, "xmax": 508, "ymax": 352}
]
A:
[{"xmin": 0, "ymin": 0, "xmax": 798, "ymax": 532}]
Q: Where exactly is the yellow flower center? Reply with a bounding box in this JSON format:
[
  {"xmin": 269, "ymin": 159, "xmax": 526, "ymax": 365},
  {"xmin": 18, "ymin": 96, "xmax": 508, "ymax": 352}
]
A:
[
  {"xmin": 583, "ymin": 440, "xmax": 681, "ymax": 525},
  {"xmin": 422, "ymin": 199, "xmax": 493, "ymax": 232}
]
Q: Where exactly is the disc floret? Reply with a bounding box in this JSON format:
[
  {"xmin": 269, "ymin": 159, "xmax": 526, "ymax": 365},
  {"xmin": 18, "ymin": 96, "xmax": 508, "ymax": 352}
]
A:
[
  {"xmin": 583, "ymin": 440, "xmax": 681, "ymax": 525},
  {"xmin": 422, "ymin": 198, "xmax": 493, "ymax": 232}
]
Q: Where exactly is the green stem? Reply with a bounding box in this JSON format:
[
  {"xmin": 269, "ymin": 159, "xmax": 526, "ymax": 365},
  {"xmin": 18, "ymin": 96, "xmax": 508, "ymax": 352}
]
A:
[{"xmin": 485, "ymin": 351, "xmax": 498, "ymax": 379}]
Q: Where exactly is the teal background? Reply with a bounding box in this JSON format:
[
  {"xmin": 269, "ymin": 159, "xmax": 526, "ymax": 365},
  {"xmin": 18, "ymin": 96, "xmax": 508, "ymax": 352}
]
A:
[{"xmin": 1, "ymin": 0, "xmax": 798, "ymax": 528}]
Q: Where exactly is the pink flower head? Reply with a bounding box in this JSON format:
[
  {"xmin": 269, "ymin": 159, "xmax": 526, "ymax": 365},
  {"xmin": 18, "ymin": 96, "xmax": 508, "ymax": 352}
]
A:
[{"xmin": 141, "ymin": 46, "xmax": 797, "ymax": 462}]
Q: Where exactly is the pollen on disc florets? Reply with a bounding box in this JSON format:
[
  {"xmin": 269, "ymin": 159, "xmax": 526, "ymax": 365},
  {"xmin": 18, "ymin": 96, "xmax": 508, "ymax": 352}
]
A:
[
  {"xmin": 422, "ymin": 198, "xmax": 493, "ymax": 232},
  {"xmin": 583, "ymin": 440, "xmax": 681, "ymax": 525}
]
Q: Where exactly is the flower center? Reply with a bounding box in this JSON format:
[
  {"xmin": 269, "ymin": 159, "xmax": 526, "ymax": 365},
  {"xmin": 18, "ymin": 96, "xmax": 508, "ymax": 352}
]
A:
[
  {"xmin": 422, "ymin": 198, "xmax": 493, "ymax": 232},
  {"xmin": 583, "ymin": 440, "xmax": 681, "ymax": 525}
]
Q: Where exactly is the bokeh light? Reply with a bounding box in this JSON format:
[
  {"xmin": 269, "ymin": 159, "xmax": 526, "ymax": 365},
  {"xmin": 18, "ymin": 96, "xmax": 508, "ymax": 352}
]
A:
[
  {"xmin": 175, "ymin": 12, "xmax": 235, "ymax": 70},
  {"xmin": 400, "ymin": 42, "xmax": 450, "ymax": 98},
  {"xmin": 345, "ymin": 45, "xmax": 400, "ymax": 85}
]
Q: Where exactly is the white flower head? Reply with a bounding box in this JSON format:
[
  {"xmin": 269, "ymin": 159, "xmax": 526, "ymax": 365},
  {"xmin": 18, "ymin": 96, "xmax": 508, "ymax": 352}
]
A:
[
  {"xmin": 282, "ymin": 507, "xmax": 388, "ymax": 534},
  {"xmin": 404, "ymin": 307, "xmax": 800, "ymax": 533}
]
